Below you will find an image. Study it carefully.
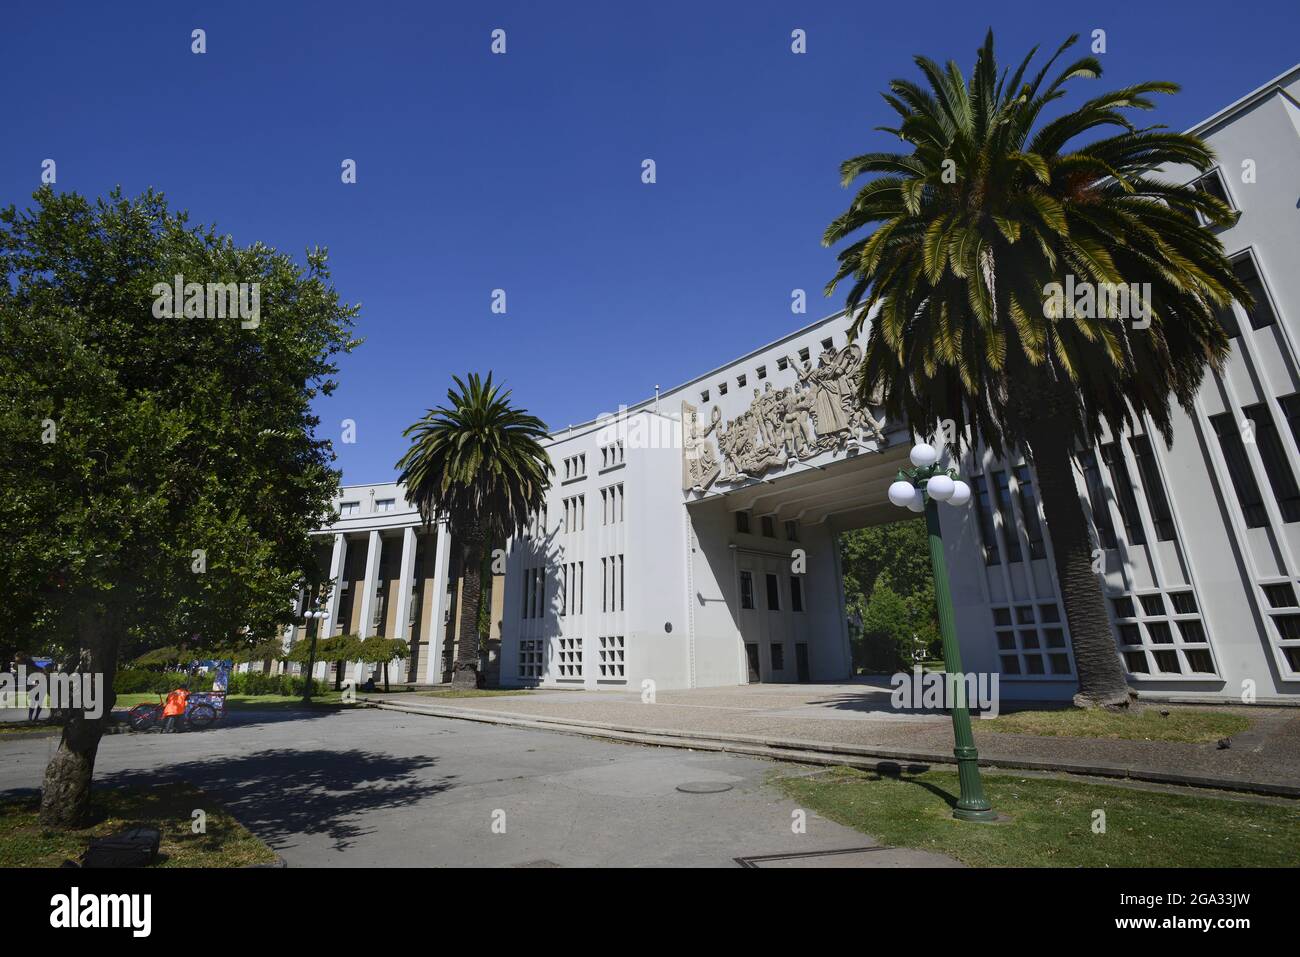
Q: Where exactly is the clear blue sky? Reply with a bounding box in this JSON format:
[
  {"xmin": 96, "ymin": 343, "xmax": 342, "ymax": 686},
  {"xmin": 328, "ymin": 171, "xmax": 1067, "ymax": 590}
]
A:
[{"xmin": 4, "ymin": 0, "xmax": 1296, "ymax": 485}]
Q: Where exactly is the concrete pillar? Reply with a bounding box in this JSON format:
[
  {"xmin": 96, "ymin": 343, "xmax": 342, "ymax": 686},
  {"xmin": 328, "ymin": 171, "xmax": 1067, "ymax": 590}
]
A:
[
  {"xmin": 322, "ymin": 533, "xmax": 348, "ymax": 639},
  {"xmin": 425, "ymin": 518, "xmax": 453, "ymax": 684},
  {"xmin": 356, "ymin": 529, "xmax": 383, "ymax": 682},
  {"xmin": 393, "ymin": 527, "xmax": 418, "ymax": 645}
]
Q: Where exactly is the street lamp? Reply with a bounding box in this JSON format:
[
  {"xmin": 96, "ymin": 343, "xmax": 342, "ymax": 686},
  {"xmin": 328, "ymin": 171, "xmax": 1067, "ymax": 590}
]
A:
[
  {"xmin": 300, "ymin": 606, "xmax": 329, "ymax": 705},
  {"xmin": 889, "ymin": 442, "xmax": 996, "ymax": 823}
]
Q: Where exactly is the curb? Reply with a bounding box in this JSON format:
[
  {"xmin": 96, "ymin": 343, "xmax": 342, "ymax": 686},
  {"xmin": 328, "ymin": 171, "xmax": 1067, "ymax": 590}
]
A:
[{"xmin": 359, "ymin": 697, "xmax": 1300, "ymax": 800}]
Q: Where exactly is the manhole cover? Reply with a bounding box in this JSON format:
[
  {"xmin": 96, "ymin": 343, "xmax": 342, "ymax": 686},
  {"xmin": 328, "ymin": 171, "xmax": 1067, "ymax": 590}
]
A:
[{"xmin": 676, "ymin": 781, "xmax": 734, "ymax": 794}]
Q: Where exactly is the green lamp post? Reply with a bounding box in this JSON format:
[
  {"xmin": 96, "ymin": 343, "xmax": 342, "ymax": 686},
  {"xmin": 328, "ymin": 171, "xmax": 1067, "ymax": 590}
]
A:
[{"xmin": 887, "ymin": 442, "xmax": 997, "ymax": 823}]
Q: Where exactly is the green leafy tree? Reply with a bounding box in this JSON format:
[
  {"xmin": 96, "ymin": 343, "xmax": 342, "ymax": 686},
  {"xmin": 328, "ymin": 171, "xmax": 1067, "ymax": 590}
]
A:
[
  {"xmin": 396, "ymin": 373, "xmax": 552, "ymax": 688},
  {"xmin": 825, "ymin": 32, "xmax": 1249, "ymax": 707},
  {"xmin": 841, "ymin": 518, "xmax": 939, "ymax": 670},
  {"xmin": 0, "ymin": 187, "xmax": 357, "ymax": 824}
]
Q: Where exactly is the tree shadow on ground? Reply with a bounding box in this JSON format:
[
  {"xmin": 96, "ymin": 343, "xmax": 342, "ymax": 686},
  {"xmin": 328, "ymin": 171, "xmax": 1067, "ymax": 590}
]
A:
[{"xmin": 96, "ymin": 747, "xmax": 454, "ymax": 852}]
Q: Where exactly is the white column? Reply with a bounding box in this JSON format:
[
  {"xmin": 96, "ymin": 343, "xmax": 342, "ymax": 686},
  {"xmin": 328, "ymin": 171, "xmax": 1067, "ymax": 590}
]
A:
[
  {"xmin": 393, "ymin": 526, "xmax": 418, "ymax": 679},
  {"xmin": 322, "ymin": 533, "xmax": 348, "ymax": 638},
  {"xmin": 425, "ymin": 517, "xmax": 453, "ymax": 684},
  {"xmin": 356, "ymin": 529, "xmax": 382, "ymax": 682}
]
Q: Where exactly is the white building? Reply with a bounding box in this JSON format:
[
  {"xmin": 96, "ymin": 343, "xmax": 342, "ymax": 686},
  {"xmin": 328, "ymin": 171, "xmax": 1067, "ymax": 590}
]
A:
[{"xmin": 302, "ymin": 65, "xmax": 1300, "ymax": 704}]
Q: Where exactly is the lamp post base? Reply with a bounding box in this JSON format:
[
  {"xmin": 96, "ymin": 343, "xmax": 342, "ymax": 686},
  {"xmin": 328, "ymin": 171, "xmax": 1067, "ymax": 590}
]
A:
[{"xmin": 952, "ymin": 806, "xmax": 1000, "ymax": 823}]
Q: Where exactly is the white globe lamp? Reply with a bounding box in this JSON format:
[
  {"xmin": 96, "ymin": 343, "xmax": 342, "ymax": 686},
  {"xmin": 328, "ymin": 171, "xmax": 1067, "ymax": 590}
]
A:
[
  {"xmin": 927, "ymin": 474, "xmax": 955, "ymax": 502},
  {"xmin": 909, "ymin": 442, "xmax": 938, "ymax": 468},
  {"xmin": 906, "ymin": 489, "xmax": 925, "ymax": 512},
  {"xmin": 948, "ymin": 479, "xmax": 972, "ymax": 507},
  {"xmin": 888, "ymin": 480, "xmax": 917, "ymax": 508}
]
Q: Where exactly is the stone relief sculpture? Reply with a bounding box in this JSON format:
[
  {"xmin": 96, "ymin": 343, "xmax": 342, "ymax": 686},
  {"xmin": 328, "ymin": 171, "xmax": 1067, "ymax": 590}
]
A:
[{"xmin": 681, "ymin": 341, "xmax": 887, "ymax": 491}]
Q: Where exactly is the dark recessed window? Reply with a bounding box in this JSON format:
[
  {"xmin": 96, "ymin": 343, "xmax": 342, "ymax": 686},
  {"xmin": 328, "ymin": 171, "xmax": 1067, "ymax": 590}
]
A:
[
  {"xmin": 1013, "ymin": 466, "xmax": 1047, "ymax": 559},
  {"xmin": 765, "ymin": 573, "xmax": 780, "ymax": 611},
  {"xmin": 1039, "ymin": 604, "xmax": 1061, "ymax": 623},
  {"xmin": 992, "ymin": 471, "xmax": 1023, "ymax": 563},
  {"xmin": 1128, "ymin": 436, "xmax": 1177, "ymax": 542},
  {"xmin": 1170, "ymin": 592, "xmax": 1198, "ymax": 614},
  {"xmin": 1263, "ymin": 582, "xmax": 1297, "ymax": 608},
  {"xmin": 1118, "ymin": 624, "xmax": 1142, "ymax": 645},
  {"xmin": 1211, "ymin": 412, "xmax": 1268, "ymax": 528},
  {"xmin": 1232, "ymin": 253, "xmax": 1277, "ymax": 331},
  {"xmin": 1112, "ymin": 596, "xmax": 1136, "ymax": 619},
  {"xmin": 1243, "ymin": 403, "xmax": 1300, "ymax": 523},
  {"xmin": 736, "ymin": 511, "xmax": 751, "ymax": 534},
  {"xmin": 761, "ymin": 516, "xmax": 775, "ymax": 538},
  {"xmin": 992, "ymin": 607, "xmax": 1012, "ymax": 627},
  {"xmin": 1016, "ymin": 605, "xmax": 1035, "ymax": 624},
  {"xmin": 790, "ymin": 576, "xmax": 804, "ymax": 613},
  {"xmin": 1124, "ymin": 651, "xmax": 1150, "ymax": 673},
  {"xmin": 771, "ymin": 643, "xmax": 785, "ymax": 670},
  {"xmin": 1146, "ymin": 622, "xmax": 1174, "ymax": 644},
  {"xmin": 1139, "ymin": 593, "xmax": 1166, "ymax": 616},
  {"xmin": 1077, "ymin": 451, "xmax": 1118, "ymax": 550},
  {"xmin": 972, "ymin": 476, "xmax": 1001, "ymax": 566},
  {"xmin": 1101, "ymin": 444, "xmax": 1147, "ymax": 545},
  {"xmin": 739, "ymin": 571, "xmax": 754, "ymax": 610}
]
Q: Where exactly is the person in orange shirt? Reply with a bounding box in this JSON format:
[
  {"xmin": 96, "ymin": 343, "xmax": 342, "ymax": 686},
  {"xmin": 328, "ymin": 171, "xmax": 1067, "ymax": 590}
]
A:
[{"xmin": 161, "ymin": 683, "xmax": 189, "ymax": 733}]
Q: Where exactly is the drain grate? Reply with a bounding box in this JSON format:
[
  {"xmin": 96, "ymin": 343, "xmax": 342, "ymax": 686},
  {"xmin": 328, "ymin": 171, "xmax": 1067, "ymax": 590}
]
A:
[{"xmin": 675, "ymin": 781, "xmax": 734, "ymax": 794}]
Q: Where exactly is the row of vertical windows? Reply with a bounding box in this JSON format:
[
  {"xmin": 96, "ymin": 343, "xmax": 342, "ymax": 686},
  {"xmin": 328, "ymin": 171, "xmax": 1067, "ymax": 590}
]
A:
[
  {"xmin": 1212, "ymin": 394, "xmax": 1300, "ymax": 529},
  {"xmin": 1216, "ymin": 252, "xmax": 1276, "ymax": 337},
  {"xmin": 1111, "ymin": 591, "xmax": 1215, "ymax": 675},
  {"xmin": 520, "ymin": 566, "xmax": 545, "ymax": 619},
  {"xmin": 559, "ymin": 561, "xmax": 584, "ymax": 617},
  {"xmin": 738, "ymin": 570, "xmax": 804, "ymax": 612},
  {"xmin": 563, "ymin": 454, "xmax": 587, "ymax": 480},
  {"xmin": 601, "ymin": 483, "xmax": 624, "ymax": 524},
  {"xmin": 1077, "ymin": 437, "xmax": 1178, "ymax": 551},
  {"xmin": 562, "ymin": 494, "xmax": 585, "ymax": 534},
  {"xmin": 971, "ymin": 467, "xmax": 1046, "ymax": 565},
  {"xmin": 521, "ymin": 506, "xmax": 548, "ymax": 539},
  {"xmin": 601, "ymin": 555, "xmax": 625, "ymax": 612},
  {"xmin": 600, "ymin": 441, "xmax": 624, "ymax": 469},
  {"xmin": 992, "ymin": 603, "xmax": 1071, "ymax": 676},
  {"xmin": 734, "ymin": 511, "xmax": 799, "ymax": 540}
]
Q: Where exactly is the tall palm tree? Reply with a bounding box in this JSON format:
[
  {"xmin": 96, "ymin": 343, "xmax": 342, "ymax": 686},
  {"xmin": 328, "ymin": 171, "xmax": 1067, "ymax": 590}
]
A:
[
  {"xmin": 396, "ymin": 373, "xmax": 552, "ymax": 687},
  {"xmin": 825, "ymin": 31, "xmax": 1250, "ymax": 707}
]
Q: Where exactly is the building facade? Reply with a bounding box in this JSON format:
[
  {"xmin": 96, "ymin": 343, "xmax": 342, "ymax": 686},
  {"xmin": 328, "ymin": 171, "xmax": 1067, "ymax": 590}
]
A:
[{"xmin": 304, "ymin": 66, "xmax": 1300, "ymax": 704}]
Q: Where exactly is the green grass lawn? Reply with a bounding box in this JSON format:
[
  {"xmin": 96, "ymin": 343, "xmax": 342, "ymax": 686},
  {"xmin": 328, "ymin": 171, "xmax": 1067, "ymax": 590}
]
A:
[
  {"xmin": 981, "ymin": 707, "xmax": 1250, "ymax": 743},
  {"xmin": 776, "ymin": 766, "xmax": 1299, "ymax": 867},
  {"xmin": 0, "ymin": 782, "xmax": 277, "ymax": 868},
  {"xmin": 416, "ymin": 688, "xmax": 532, "ymax": 699}
]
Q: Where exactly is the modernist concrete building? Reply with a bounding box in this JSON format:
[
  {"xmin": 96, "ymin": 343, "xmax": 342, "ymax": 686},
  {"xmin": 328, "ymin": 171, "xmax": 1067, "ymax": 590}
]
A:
[{"xmin": 297, "ymin": 65, "xmax": 1300, "ymax": 704}]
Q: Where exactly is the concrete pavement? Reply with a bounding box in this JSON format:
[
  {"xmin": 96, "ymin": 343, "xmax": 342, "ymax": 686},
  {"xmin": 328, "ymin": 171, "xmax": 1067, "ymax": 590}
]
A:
[{"xmin": 0, "ymin": 707, "xmax": 961, "ymax": 867}]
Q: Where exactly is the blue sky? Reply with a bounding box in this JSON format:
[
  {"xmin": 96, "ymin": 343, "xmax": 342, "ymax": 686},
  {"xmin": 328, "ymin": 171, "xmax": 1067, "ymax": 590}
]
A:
[{"xmin": 4, "ymin": 0, "xmax": 1296, "ymax": 485}]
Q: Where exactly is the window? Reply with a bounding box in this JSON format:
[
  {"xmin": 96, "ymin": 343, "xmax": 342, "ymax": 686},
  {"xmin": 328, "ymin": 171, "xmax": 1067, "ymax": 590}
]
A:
[
  {"xmin": 701, "ymin": 389, "xmax": 710, "ymax": 403},
  {"xmin": 563, "ymin": 454, "xmax": 587, "ymax": 480},
  {"xmin": 1212, "ymin": 413, "xmax": 1268, "ymax": 527},
  {"xmin": 1100, "ymin": 445, "xmax": 1146, "ymax": 545},
  {"xmin": 601, "ymin": 555, "xmax": 625, "ymax": 612},
  {"xmin": 761, "ymin": 516, "xmax": 775, "ymax": 538},
  {"xmin": 798, "ymin": 347, "xmax": 810, "ymax": 363},
  {"xmin": 765, "ymin": 573, "xmax": 780, "ymax": 611},
  {"xmin": 736, "ymin": 511, "xmax": 751, "ymax": 534},
  {"xmin": 374, "ymin": 498, "xmax": 396, "ymax": 512},
  {"xmin": 991, "ymin": 470, "xmax": 1023, "ymax": 562},
  {"xmin": 560, "ymin": 561, "xmax": 584, "ymax": 615},
  {"xmin": 777, "ymin": 357, "xmax": 789, "ymax": 371},
  {"xmin": 521, "ymin": 567, "xmax": 546, "ymax": 619},
  {"xmin": 756, "ymin": 365, "xmax": 767, "ymax": 380},
  {"xmin": 1076, "ymin": 451, "xmax": 1118, "ymax": 549},
  {"xmin": 1279, "ymin": 394, "xmax": 1300, "ymax": 453},
  {"xmin": 1110, "ymin": 589, "xmax": 1215, "ymax": 677},
  {"xmin": 1231, "ymin": 253, "xmax": 1277, "ymax": 331},
  {"xmin": 601, "ymin": 484, "xmax": 624, "ymax": 524},
  {"xmin": 718, "ymin": 382, "xmax": 728, "ymax": 396},
  {"xmin": 1264, "ymin": 582, "xmax": 1297, "ymax": 608},
  {"xmin": 518, "ymin": 639, "xmax": 543, "ymax": 679},
  {"xmin": 771, "ymin": 644, "xmax": 785, "ymax": 671},
  {"xmin": 740, "ymin": 571, "xmax": 755, "ymax": 609},
  {"xmin": 971, "ymin": 475, "xmax": 1000, "ymax": 565},
  {"xmin": 597, "ymin": 635, "xmax": 625, "ymax": 679},
  {"xmin": 784, "ymin": 520, "xmax": 799, "ymax": 541},
  {"xmin": 556, "ymin": 638, "xmax": 583, "ymax": 678},
  {"xmin": 992, "ymin": 603, "xmax": 1071, "ymax": 676},
  {"xmin": 1243, "ymin": 403, "xmax": 1300, "ymax": 523},
  {"xmin": 1129, "ymin": 436, "xmax": 1176, "ymax": 541},
  {"xmin": 1013, "ymin": 466, "xmax": 1047, "ymax": 559},
  {"xmin": 737, "ymin": 374, "xmax": 747, "ymax": 388},
  {"xmin": 820, "ymin": 338, "xmax": 833, "ymax": 351},
  {"xmin": 563, "ymin": 494, "xmax": 584, "ymax": 533},
  {"xmin": 790, "ymin": 576, "xmax": 804, "ymax": 612},
  {"xmin": 340, "ymin": 501, "xmax": 360, "ymax": 516},
  {"xmin": 1191, "ymin": 169, "xmax": 1237, "ymax": 226}
]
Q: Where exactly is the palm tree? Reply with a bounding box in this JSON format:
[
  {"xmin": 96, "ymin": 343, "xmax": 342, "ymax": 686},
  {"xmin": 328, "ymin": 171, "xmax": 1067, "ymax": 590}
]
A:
[
  {"xmin": 396, "ymin": 373, "xmax": 552, "ymax": 687},
  {"xmin": 825, "ymin": 31, "xmax": 1250, "ymax": 707}
]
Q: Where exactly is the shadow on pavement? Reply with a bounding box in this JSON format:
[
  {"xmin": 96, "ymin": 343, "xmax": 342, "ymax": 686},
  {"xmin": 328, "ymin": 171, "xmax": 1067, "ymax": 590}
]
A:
[{"xmin": 97, "ymin": 747, "xmax": 454, "ymax": 851}]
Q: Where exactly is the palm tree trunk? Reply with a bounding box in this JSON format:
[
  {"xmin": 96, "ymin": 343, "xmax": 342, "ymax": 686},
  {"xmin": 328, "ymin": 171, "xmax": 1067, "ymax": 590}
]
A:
[
  {"xmin": 453, "ymin": 533, "xmax": 484, "ymax": 688},
  {"xmin": 39, "ymin": 605, "xmax": 119, "ymax": 827},
  {"xmin": 1024, "ymin": 417, "xmax": 1133, "ymax": 708}
]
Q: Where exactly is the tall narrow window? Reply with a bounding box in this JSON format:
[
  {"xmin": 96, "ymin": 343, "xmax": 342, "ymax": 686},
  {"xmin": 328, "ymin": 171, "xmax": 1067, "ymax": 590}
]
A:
[
  {"xmin": 1012, "ymin": 466, "xmax": 1047, "ymax": 559},
  {"xmin": 1128, "ymin": 436, "xmax": 1176, "ymax": 541},
  {"xmin": 971, "ymin": 475, "xmax": 1000, "ymax": 566},
  {"xmin": 1076, "ymin": 451, "xmax": 1118, "ymax": 549},
  {"xmin": 1232, "ymin": 253, "xmax": 1277, "ymax": 331},
  {"xmin": 991, "ymin": 470, "xmax": 1023, "ymax": 562},
  {"xmin": 1211, "ymin": 413, "xmax": 1268, "ymax": 528},
  {"xmin": 790, "ymin": 576, "xmax": 804, "ymax": 612},
  {"xmin": 740, "ymin": 571, "xmax": 754, "ymax": 609},
  {"xmin": 765, "ymin": 573, "xmax": 780, "ymax": 611},
  {"xmin": 1100, "ymin": 444, "xmax": 1147, "ymax": 545},
  {"xmin": 1243, "ymin": 403, "xmax": 1300, "ymax": 523}
]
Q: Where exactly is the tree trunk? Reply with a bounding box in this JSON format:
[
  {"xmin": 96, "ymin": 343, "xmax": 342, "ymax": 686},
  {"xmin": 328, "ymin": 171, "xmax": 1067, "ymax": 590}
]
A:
[
  {"xmin": 1024, "ymin": 417, "xmax": 1133, "ymax": 708},
  {"xmin": 39, "ymin": 606, "xmax": 119, "ymax": 827},
  {"xmin": 452, "ymin": 534, "xmax": 484, "ymax": 689},
  {"xmin": 333, "ymin": 660, "xmax": 344, "ymax": 691}
]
